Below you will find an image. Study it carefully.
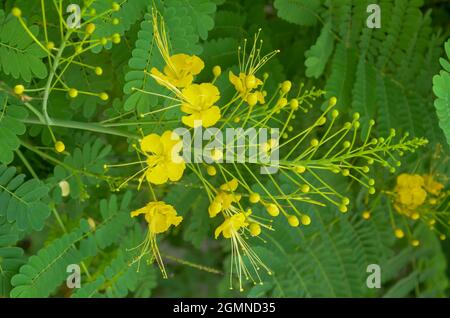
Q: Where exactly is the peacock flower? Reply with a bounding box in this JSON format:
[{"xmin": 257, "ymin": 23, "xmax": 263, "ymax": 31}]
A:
[
  {"xmin": 394, "ymin": 173, "xmax": 427, "ymax": 217},
  {"xmin": 130, "ymin": 201, "xmax": 182, "ymax": 278},
  {"xmin": 215, "ymin": 212, "xmax": 248, "ymax": 239},
  {"xmin": 229, "ymin": 71, "xmax": 264, "ymax": 103},
  {"xmin": 131, "ymin": 201, "xmax": 183, "ymax": 234},
  {"xmin": 151, "ymin": 53, "xmax": 204, "ymax": 88},
  {"xmin": 208, "ymin": 179, "xmax": 241, "ymax": 217},
  {"xmin": 214, "ymin": 212, "xmax": 271, "ymax": 291},
  {"xmin": 140, "ymin": 131, "xmax": 185, "ymax": 185},
  {"xmin": 180, "ymin": 83, "xmax": 221, "ymax": 128},
  {"xmin": 150, "ymin": 11, "xmax": 204, "ymax": 88}
]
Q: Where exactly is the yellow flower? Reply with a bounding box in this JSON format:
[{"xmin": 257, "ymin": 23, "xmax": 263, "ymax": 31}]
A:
[
  {"xmin": 140, "ymin": 131, "xmax": 185, "ymax": 185},
  {"xmin": 180, "ymin": 83, "xmax": 221, "ymax": 127},
  {"xmin": 130, "ymin": 201, "xmax": 182, "ymax": 279},
  {"xmin": 215, "ymin": 213, "xmax": 248, "ymax": 239},
  {"xmin": 151, "ymin": 53, "xmax": 204, "ymax": 88},
  {"xmin": 131, "ymin": 201, "xmax": 183, "ymax": 234},
  {"xmin": 423, "ymin": 174, "xmax": 444, "ymax": 196},
  {"xmin": 229, "ymin": 71, "xmax": 264, "ymax": 103},
  {"xmin": 394, "ymin": 173, "xmax": 427, "ymax": 218},
  {"xmin": 214, "ymin": 210, "xmax": 271, "ymax": 291},
  {"xmin": 208, "ymin": 179, "xmax": 240, "ymax": 217}
]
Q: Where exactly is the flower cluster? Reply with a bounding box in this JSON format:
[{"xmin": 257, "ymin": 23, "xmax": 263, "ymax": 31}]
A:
[
  {"xmin": 105, "ymin": 9, "xmax": 431, "ymax": 290},
  {"xmin": 389, "ymin": 172, "xmax": 448, "ymax": 245}
]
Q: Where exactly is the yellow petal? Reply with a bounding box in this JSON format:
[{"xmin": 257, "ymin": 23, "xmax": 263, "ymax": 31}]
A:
[
  {"xmin": 146, "ymin": 164, "xmax": 168, "ymax": 184},
  {"xmin": 165, "ymin": 161, "xmax": 186, "ymax": 182},
  {"xmin": 141, "ymin": 134, "xmax": 163, "ymax": 154},
  {"xmin": 200, "ymin": 106, "xmax": 221, "ymax": 127},
  {"xmin": 220, "ymin": 178, "xmax": 238, "ymax": 192}
]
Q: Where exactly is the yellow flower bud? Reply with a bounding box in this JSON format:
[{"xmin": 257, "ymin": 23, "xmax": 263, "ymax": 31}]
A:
[
  {"xmin": 301, "ymin": 184, "xmax": 310, "ymax": 193},
  {"xmin": 95, "ymin": 67, "xmax": 103, "ymax": 76},
  {"xmin": 14, "ymin": 84, "xmax": 25, "ymax": 95},
  {"xmin": 411, "ymin": 212, "xmax": 420, "ymax": 220},
  {"xmin": 362, "ymin": 211, "xmax": 371, "ymax": 220},
  {"xmin": 12, "ymin": 7, "xmax": 22, "ymax": 17},
  {"xmin": 394, "ymin": 229, "xmax": 404, "ymax": 239},
  {"xmin": 339, "ymin": 205, "xmax": 348, "ymax": 213},
  {"xmin": 329, "ymin": 97, "xmax": 337, "ymax": 107},
  {"xmin": 249, "ymin": 192, "xmax": 260, "ymax": 203},
  {"xmin": 310, "ymin": 138, "xmax": 319, "ymax": 147},
  {"xmin": 100, "ymin": 37, "xmax": 108, "ymax": 45},
  {"xmin": 55, "ymin": 141, "xmax": 65, "ymax": 153},
  {"xmin": 46, "ymin": 41, "xmax": 55, "ymax": 50},
  {"xmin": 112, "ymin": 33, "xmax": 121, "ymax": 44},
  {"xmin": 295, "ymin": 165, "xmax": 306, "ymax": 173},
  {"xmin": 86, "ymin": 23, "xmax": 96, "ymax": 34},
  {"xmin": 281, "ymin": 80, "xmax": 292, "ymax": 93},
  {"xmin": 206, "ymin": 165, "xmax": 216, "ymax": 176},
  {"xmin": 288, "ymin": 215, "xmax": 299, "ymax": 227},
  {"xmin": 112, "ymin": 2, "xmax": 120, "ymax": 11},
  {"xmin": 411, "ymin": 239, "xmax": 420, "ymax": 247},
  {"xmin": 301, "ymin": 215, "xmax": 311, "ymax": 225},
  {"xmin": 440, "ymin": 234, "xmax": 446, "ymax": 241},
  {"xmin": 212, "ymin": 65, "xmax": 221, "ymax": 77},
  {"xmin": 112, "ymin": 18, "xmax": 120, "ymax": 25},
  {"xmin": 331, "ymin": 109, "xmax": 339, "ymax": 118},
  {"xmin": 266, "ymin": 204, "xmax": 279, "ymax": 217},
  {"xmin": 211, "ymin": 149, "xmax": 223, "ymax": 161},
  {"xmin": 249, "ymin": 223, "xmax": 261, "ymax": 236},
  {"xmin": 99, "ymin": 92, "xmax": 109, "ymax": 101},
  {"xmin": 68, "ymin": 88, "xmax": 78, "ymax": 98},
  {"xmin": 289, "ymin": 99, "xmax": 299, "ymax": 111}
]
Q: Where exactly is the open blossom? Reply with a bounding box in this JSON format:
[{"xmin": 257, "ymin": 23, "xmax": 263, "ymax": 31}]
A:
[
  {"xmin": 181, "ymin": 83, "xmax": 221, "ymax": 128},
  {"xmin": 130, "ymin": 201, "xmax": 182, "ymax": 278},
  {"xmin": 215, "ymin": 212, "xmax": 248, "ymax": 239},
  {"xmin": 141, "ymin": 131, "xmax": 185, "ymax": 185},
  {"xmin": 151, "ymin": 54, "xmax": 204, "ymax": 88},
  {"xmin": 131, "ymin": 201, "xmax": 183, "ymax": 234}
]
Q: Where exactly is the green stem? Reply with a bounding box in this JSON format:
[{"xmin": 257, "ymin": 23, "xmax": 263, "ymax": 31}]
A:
[
  {"xmin": 15, "ymin": 149, "xmax": 39, "ymax": 179},
  {"xmin": 23, "ymin": 117, "xmax": 139, "ymax": 139}
]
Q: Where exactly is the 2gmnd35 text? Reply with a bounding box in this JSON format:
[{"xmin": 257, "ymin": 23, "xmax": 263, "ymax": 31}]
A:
[{"xmin": 173, "ymin": 302, "xmax": 276, "ymax": 315}]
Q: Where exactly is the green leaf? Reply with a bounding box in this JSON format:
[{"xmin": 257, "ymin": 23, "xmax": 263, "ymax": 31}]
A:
[
  {"xmin": 274, "ymin": 0, "xmax": 321, "ymax": 26},
  {"xmin": 0, "ymin": 165, "xmax": 51, "ymax": 232},
  {"xmin": 10, "ymin": 222, "xmax": 89, "ymax": 297},
  {"xmin": 0, "ymin": 95, "xmax": 27, "ymax": 165},
  {"xmin": 304, "ymin": 22, "xmax": 334, "ymax": 78},
  {"xmin": 432, "ymin": 39, "xmax": 450, "ymax": 146},
  {"xmin": 0, "ymin": 10, "xmax": 47, "ymax": 81},
  {"xmin": 165, "ymin": 0, "xmax": 216, "ymax": 40}
]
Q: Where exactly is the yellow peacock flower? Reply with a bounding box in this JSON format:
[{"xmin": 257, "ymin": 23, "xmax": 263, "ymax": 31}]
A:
[
  {"xmin": 140, "ymin": 131, "xmax": 186, "ymax": 185},
  {"xmin": 151, "ymin": 53, "xmax": 204, "ymax": 88},
  {"xmin": 130, "ymin": 201, "xmax": 182, "ymax": 278},
  {"xmin": 180, "ymin": 83, "xmax": 221, "ymax": 128},
  {"xmin": 150, "ymin": 10, "xmax": 204, "ymax": 88},
  {"xmin": 131, "ymin": 201, "xmax": 183, "ymax": 234},
  {"xmin": 214, "ymin": 212, "xmax": 271, "ymax": 291}
]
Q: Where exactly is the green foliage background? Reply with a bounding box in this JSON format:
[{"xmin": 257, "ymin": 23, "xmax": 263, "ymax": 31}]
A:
[{"xmin": 0, "ymin": 0, "xmax": 449, "ymax": 298}]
